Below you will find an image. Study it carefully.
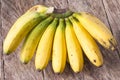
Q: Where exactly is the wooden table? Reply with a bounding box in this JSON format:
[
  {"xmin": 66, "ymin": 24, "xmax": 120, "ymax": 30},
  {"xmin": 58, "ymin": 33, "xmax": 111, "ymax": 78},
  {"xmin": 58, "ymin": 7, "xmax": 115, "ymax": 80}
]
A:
[{"xmin": 1, "ymin": 0, "xmax": 120, "ymax": 80}]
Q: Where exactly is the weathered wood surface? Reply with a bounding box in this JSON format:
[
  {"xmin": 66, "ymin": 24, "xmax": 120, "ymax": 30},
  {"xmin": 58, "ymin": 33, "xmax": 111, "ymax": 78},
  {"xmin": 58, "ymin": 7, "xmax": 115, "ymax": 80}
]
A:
[{"xmin": 1, "ymin": 0, "xmax": 120, "ymax": 80}]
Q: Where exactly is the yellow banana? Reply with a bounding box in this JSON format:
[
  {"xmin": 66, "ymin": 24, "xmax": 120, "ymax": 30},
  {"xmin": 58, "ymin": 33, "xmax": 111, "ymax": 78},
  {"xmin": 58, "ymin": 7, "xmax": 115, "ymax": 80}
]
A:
[
  {"xmin": 20, "ymin": 16, "xmax": 53, "ymax": 64},
  {"xmin": 35, "ymin": 18, "xmax": 58, "ymax": 70},
  {"xmin": 52, "ymin": 19, "xmax": 66, "ymax": 73},
  {"xmin": 69, "ymin": 16, "xmax": 103, "ymax": 67},
  {"xmin": 3, "ymin": 5, "xmax": 53, "ymax": 54},
  {"xmin": 65, "ymin": 18, "xmax": 83, "ymax": 72},
  {"xmin": 73, "ymin": 12, "xmax": 117, "ymax": 50}
]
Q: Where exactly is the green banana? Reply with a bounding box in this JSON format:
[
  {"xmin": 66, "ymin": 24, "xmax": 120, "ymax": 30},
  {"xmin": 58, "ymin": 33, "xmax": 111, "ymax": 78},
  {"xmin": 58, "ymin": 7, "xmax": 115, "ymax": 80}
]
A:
[
  {"xmin": 3, "ymin": 5, "xmax": 53, "ymax": 54},
  {"xmin": 52, "ymin": 19, "xmax": 67, "ymax": 73},
  {"xmin": 20, "ymin": 16, "xmax": 53, "ymax": 64},
  {"xmin": 35, "ymin": 18, "xmax": 58, "ymax": 70}
]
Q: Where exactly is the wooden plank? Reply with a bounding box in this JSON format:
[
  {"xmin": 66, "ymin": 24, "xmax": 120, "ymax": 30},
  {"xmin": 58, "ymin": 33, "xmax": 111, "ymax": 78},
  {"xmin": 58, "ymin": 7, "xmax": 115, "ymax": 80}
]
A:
[
  {"xmin": 1, "ymin": 0, "xmax": 120, "ymax": 80},
  {"xmin": 102, "ymin": 0, "xmax": 120, "ymax": 53},
  {"xmin": 101, "ymin": 0, "xmax": 120, "ymax": 79},
  {"xmin": 0, "ymin": 0, "xmax": 3, "ymax": 79}
]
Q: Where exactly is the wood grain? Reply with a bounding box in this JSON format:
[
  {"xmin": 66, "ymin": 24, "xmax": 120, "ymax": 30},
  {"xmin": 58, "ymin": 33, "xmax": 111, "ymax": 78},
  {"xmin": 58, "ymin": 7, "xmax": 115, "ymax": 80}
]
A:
[
  {"xmin": 0, "ymin": 0, "xmax": 2, "ymax": 79},
  {"xmin": 1, "ymin": 0, "xmax": 120, "ymax": 80}
]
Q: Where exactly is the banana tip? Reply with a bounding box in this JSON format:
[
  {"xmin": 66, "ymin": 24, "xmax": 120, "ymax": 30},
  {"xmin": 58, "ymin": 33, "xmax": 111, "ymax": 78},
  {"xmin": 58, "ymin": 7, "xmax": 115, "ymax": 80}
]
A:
[
  {"xmin": 20, "ymin": 58, "xmax": 29, "ymax": 64},
  {"xmin": 3, "ymin": 50, "xmax": 12, "ymax": 55},
  {"xmin": 21, "ymin": 61, "xmax": 28, "ymax": 64},
  {"xmin": 36, "ymin": 69, "xmax": 42, "ymax": 72}
]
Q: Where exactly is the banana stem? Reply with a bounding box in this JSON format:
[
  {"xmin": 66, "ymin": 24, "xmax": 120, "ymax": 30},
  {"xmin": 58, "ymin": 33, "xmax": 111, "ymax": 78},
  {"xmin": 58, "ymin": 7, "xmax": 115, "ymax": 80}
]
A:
[{"xmin": 51, "ymin": 8, "xmax": 73, "ymax": 18}]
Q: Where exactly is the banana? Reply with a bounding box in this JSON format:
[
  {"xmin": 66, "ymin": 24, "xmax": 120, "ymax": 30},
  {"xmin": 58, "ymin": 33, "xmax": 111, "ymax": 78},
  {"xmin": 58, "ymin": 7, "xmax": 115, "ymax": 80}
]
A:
[
  {"xmin": 52, "ymin": 19, "xmax": 66, "ymax": 73},
  {"xmin": 65, "ymin": 18, "xmax": 83, "ymax": 72},
  {"xmin": 69, "ymin": 16, "xmax": 103, "ymax": 67},
  {"xmin": 20, "ymin": 16, "xmax": 53, "ymax": 64},
  {"xmin": 3, "ymin": 5, "xmax": 53, "ymax": 54},
  {"xmin": 73, "ymin": 12, "xmax": 117, "ymax": 50},
  {"xmin": 26, "ymin": 5, "xmax": 54, "ymax": 14},
  {"xmin": 35, "ymin": 18, "xmax": 58, "ymax": 70}
]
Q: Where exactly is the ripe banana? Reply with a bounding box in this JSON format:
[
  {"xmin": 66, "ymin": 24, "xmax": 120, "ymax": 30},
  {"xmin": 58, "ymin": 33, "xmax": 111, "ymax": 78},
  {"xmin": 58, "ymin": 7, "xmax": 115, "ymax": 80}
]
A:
[
  {"xmin": 65, "ymin": 18, "xmax": 83, "ymax": 72},
  {"xmin": 52, "ymin": 19, "xmax": 67, "ymax": 73},
  {"xmin": 3, "ymin": 5, "xmax": 53, "ymax": 54},
  {"xmin": 35, "ymin": 18, "xmax": 58, "ymax": 71},
  {"xmin": 73, "ymin": 12, "xmax": 117, "ymax": 50},
  {"xmin": 69, "ymin": 16, "xmax": 103, "ymax": 67},
  {"xmin": 20, "ymin": 16, "xmax": 53, "ymax": 64}
]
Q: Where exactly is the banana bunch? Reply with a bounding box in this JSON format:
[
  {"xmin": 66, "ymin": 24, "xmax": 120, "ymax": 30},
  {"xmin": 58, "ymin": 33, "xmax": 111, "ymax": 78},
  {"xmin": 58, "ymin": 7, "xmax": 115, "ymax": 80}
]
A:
[{"xmin": 3, "ymin": 5, "xmax": 117, "ymax": 73}]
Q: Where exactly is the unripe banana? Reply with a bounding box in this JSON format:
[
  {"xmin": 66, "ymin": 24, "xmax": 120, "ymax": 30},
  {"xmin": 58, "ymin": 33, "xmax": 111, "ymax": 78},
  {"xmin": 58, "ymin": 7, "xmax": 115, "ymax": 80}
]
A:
[
  {"xmin": 73, "ymin": 12, "xmax": 117, "ymax": 50},
  {"xmin": 69, "ymin": 16, "xmax": 103, "ymax": 67},
  {"xmin": 20, "ymin": 16, "xmax": 53, "ymax": 64},
  {"xmin": 3, "ymin": 5, "xmax": 53, "ymax": 54},
  {"xmin": 65, "ymin": 18, "xmax": 83, "ymax": 73},
  {"xmin": 52, "ymin": 19, "xmax": 67, "ymax": 73},
  {"xmin": 35, "ymin": 18, "xmax": 58, "ymax": 71}
]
